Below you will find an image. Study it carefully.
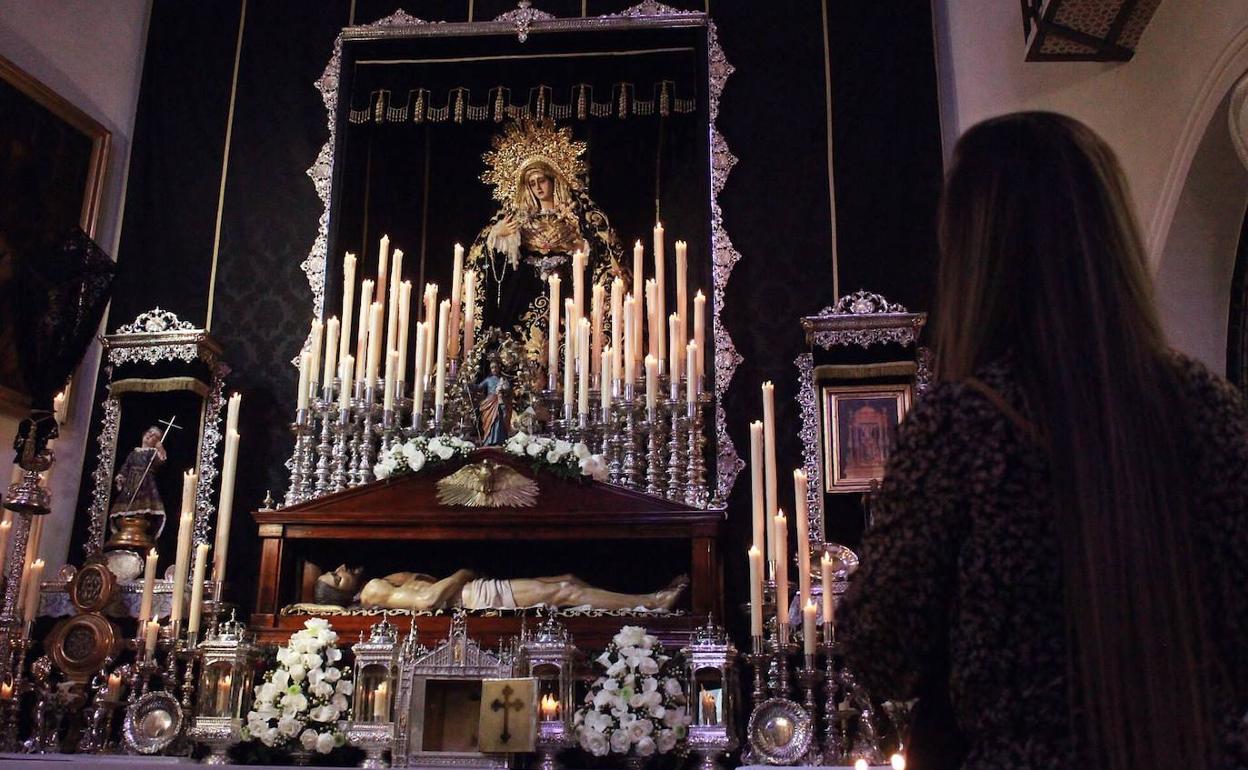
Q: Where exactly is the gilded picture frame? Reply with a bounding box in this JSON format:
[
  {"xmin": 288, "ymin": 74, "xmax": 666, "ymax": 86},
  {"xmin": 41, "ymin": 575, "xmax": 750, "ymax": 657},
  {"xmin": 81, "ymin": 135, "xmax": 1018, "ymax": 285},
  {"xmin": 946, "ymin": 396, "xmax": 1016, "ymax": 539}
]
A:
[
  {"xmin": 822, "ymin": 383, "xmax": 912, "ymax": 493},
  {"xmin": 0, "ymin": 53, "xmax": 111, "ymax": 417}
]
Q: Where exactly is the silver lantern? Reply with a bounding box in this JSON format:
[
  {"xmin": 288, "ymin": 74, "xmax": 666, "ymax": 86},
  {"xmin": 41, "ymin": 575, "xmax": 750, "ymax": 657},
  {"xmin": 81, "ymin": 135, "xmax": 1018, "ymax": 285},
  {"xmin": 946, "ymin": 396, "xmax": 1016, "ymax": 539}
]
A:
[
  {"xmin": 683, "ymin": 618, "xmax": 739, "ymax": 770},
  {"xmin": 347, "ymin": 616, "xmax": 400, "ymax": 769},
  {"xmin": 188, "ymin": 612, "xmax": 259, "ymax": 764},
  {"xmin": 517, "ymin": 609, "xmax": 580, "ymax": 770}
]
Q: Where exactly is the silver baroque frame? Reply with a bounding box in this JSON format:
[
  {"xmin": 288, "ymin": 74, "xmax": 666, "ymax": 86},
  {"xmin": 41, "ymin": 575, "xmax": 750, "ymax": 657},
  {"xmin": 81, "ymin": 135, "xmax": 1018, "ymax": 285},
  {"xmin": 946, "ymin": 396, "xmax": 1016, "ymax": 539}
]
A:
[
  {"xmin": 392, "ymin": 614, "xmax": 517, "ymax": 768},
  {"xmin": 302, "ymin": 2, "xmax": 744, "ymax": 502},
  {"xmin": 795, "ymin": 292, "xmax": 928, "ymax": 544},
  {"xmin": 86, "ymin": 308, "xmax": 229, "ymax": 556}
]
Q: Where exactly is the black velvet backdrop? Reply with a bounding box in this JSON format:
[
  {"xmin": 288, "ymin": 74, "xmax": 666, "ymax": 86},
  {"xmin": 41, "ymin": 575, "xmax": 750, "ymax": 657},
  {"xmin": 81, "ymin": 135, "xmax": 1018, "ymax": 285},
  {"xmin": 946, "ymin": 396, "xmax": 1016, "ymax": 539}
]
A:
[{"xmin": 77, "ymin": 0, "xmax": 944, "ymax": 644}]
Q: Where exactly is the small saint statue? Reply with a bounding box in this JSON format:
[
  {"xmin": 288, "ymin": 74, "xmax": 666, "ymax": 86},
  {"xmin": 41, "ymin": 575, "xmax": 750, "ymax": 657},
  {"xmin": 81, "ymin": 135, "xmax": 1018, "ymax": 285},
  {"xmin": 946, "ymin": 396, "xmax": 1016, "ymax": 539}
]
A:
[
  {"xmin": 472, "ymin": 356, "xmax": 512, "ymax": 446},
  {"xmin": 359, "ymin": 569, "xmax": 688, "ymax": 612},
  {"xmin": 104, "ymin": 425, "xmax": 169, "ymax": 563}
]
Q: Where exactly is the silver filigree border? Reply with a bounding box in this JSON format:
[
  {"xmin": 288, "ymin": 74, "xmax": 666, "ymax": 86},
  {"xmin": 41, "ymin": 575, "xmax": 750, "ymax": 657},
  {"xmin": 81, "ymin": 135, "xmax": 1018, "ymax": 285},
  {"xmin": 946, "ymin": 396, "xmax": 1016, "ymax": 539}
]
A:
[
  {"xmin": 795, "ymin": 294, "xmax": 928, "ymax": 543},
  {"xmin": 86, "ymin": 309, "xmax": 231, "ymax": 557},
  {"xmin": 302, "ymin": 3, "xmax": 743, "ymax": 503}
]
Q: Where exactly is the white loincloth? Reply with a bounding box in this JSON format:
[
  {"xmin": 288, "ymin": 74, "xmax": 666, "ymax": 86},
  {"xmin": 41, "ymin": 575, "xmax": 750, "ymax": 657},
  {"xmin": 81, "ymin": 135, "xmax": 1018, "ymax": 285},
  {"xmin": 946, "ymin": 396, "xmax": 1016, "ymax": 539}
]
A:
[{"xmin": 460, "ymin": 578, "xmax": 516, "ymax": 610}]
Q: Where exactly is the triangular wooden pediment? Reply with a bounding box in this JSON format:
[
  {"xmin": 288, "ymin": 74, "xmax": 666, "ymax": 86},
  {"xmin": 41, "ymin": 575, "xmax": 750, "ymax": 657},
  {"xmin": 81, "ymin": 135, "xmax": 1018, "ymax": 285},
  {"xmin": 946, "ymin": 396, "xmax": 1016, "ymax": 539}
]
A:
[{"xmin": 259, "ymin": 449, "xmax": 713, "ymax": 527}]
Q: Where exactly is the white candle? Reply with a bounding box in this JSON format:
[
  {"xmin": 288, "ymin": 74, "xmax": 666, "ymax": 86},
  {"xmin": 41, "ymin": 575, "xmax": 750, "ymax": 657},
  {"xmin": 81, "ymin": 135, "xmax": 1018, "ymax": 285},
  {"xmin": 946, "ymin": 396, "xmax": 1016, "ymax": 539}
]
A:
[
  {"xmin": 601, "ymin": 347, "xmax": 612, "ymax": 413},
  {"xmin": 668, "ymin": 313, "xmax": 681, "ymax": 398},
  {"xmin": 653, "ymin": 223, "xmax": 665, "ymax": 364},
  {"xmin": 384, "ymin": 349, "xmax": 398, "ymax": 412},
  {"xmin": 693, "ymin": 291, "xmax": 706, "ymax": 382},
  {"xmin": 748, "ymin": 546, "xmax": 764, "ymax": 637},
  {"xmin": 762, "ymin": 381, "xmax": 779, "ymax": 558},
  {"xmin": 170, "ymin": 507, "xmax": 193, "ymax": 632},
  {"xmin": 339, "ymin": 252, "xmax": 356, "ymax": 364},
  {"xmin": 547, "ymin": 275, "xmax": 561, "ymax": 388},
  {"xmin": 775, "ymin": 510, "xmax": 789, "ymax": 628},
  {"xmin": 376, "ymin": 234, "xmax": 390, "ymax": 320},
  {"xmin": 366, "ymin": 303, "xmax": 384, "ymax": 388},
  {"xmin": 296, "ymin": 351, "xmax": 311, "ymax": 411},
  {"xmin": 645, "ymin": 355, "xmax": 658, "ymax": 412},
  {"xmin": 749, "ymin": 421, "xmax": 766, "ymax": 558},
  {"xmin": 307, "ymin": 318, "xmax": 323, "ymax": 390},
  {"xmin": 322, "ymin": 316, "xmax": 339, "ymax": 391},
  {"xmin": 563, "ymin": 300, "xmax": 575, "ymax": 407},
  {"xmin": 397, "ymin": 282, "xmax": 411, "ymax": 385},
  {"xmin": 686, "ymin": 342, "xmax": 698, "ymax": 404},
  {"xmin": 822, "ymin": 551, "xmax": 835, "ymax": 641},
  {"xmin": 803, "ymin": 600, "xmax": 818, "ymax": 656},
  {"xmin": 434, "ymin": 300, "xmax": 450, "ymax": 407},
  {"xmin": 795, "ymin": 469, "xmax": 811, "ymax": 608},
  {"xmin": 610, "ymin": 278, "xmax": 623, "ymax": 383},
  {"xmin": 339, "ymin": 356, "xmax": 354, "ymax": 411},
  {"xmin": 0, "ymin": 519, "xmax": 10, "ymax": 578},
  {"xmin": 412, "ymin": 324, "xmax": 427, "ymax": 414},
  {"xmin": 22, "ymin": 558, "xmax": 43, "ymax": 627},
  {"xmin": 139, "ymin": 550, "xmax": 158, "ymax": 626},
  {"xmin": 578, "ymin": 319, "xmax": 590, "ymax": 416},
  {"xmin": 144, "ymin": 620, "xmax": 159, "ymax": 660},
  {"xmin": 462, "ymin": 270, "xmax": 476, "ymax": 358},
  {"xmin": 645, "ymin": 279, "xmax": 658, "ymax": 362},
  {"xmin": 386, "ymin": 248, "xmax": 403, "ymax": 358},
  {"xmin": 226, "ymin": 392, "xmax": 241, "ymax": 436},
  {"xmin": 355, "ymin": 279, "xmax": 374, "ymax": 382},
  {"xmin": 188, "ymin": 542, "xmax": 209, "ymax": 636},
  {"xmin": 449, "ymin": 244, "xmax": 464, "ymax": 359},
  {"xmin": 591, "ymin": 283, "xmax": 604, "ymax": 384},
  {"xmin": 622, "ymin": 295, "xmax": 636, "ymax": 385},
  {"xmin": 423, "ymin": 284, "xmax": 438, "ymax": 378},
  {"xmin": 213, "ymin": 428, "xmax": 239, "ymax": 583},
  {"xmin": 632, "ymin": 241, "xmax": 644, "ymax": 362},
  {"xmin": 675, "ymin": 239, "xmax": 688, "ymax": 350},
  {"xmin": 573, "ymin": 250, "xmax": 586, "ymax": 326}
]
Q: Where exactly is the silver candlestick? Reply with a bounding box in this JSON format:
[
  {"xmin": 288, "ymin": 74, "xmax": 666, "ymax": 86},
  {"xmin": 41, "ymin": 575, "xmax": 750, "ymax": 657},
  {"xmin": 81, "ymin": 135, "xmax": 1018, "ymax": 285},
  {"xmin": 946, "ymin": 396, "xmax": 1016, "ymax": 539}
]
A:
[
  {"xmin": 332, "ymin": 407, "xmax": 351, "ymax": 493},
  {"xmin": 666, "ymin": 399, "xmax": 686, "ymax": 501},
  {"xmin": 314, "ymin": 394, "xmax": 334, "ymax": 497},
  {"xmin": 644, "ymin": 407, "xmax": 662, "ymax": 496},
  {"xmin": 359, "ymin": 385, "xmax": 378, "ymax": 484},
  {"xmin": 686, "ymin": 396, "xmax": 708, "ymax": 507},
  {"xmin": 286, "ymin": 409, "xmax": 309, "ymax": 506}
]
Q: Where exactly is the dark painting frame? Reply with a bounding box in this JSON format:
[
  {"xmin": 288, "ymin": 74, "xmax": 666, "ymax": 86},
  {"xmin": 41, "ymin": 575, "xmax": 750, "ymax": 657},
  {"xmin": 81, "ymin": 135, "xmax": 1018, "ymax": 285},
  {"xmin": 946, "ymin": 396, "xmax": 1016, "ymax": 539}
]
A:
[{"xmin": 0, "ymin": 54, "xmax": 110, "ymax": 416}]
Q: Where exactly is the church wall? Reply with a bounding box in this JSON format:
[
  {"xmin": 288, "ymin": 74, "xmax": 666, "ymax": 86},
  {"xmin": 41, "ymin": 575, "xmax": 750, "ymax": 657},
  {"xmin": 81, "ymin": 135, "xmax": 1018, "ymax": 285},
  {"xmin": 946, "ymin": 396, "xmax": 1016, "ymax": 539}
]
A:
[
  {"xmin": 68, "ymin": 0, "xmax": 944, "ymax": 638},
  {"xmin": 0, "ymin": 0, "xmax": 150, "ymax": 572},
  {"xmin": 933, "ymin": 0, "xmax": 1248, "ymax": 374}
]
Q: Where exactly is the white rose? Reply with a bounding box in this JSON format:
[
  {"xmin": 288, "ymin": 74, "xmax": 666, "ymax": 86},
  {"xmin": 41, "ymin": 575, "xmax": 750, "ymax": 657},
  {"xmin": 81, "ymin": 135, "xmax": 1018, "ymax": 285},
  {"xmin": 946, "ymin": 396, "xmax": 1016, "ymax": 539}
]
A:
[
  {"xmin": 302, "ymin": 652, "xmax": 322, "ymax": 671},
  {"xmin": 271, "ymin": 668, "xmax": 290, "ymax": 689},
  {"xmin": 638, "ymin": 657, "xmax": 660, "ymax": 676},
  {"xmin": 573, "ymin": 442, "xmax": 591, "ymax": 460},
  {"xmin": 277, "ymin": 715, "xmax": 302, "ymax": 737},
  {"xmin": 527, "ymin": 441, "xmax": 545, "ymax": 457},
  {"xmin": 635, "ymin": 736, "xmax": 656, "ymax": 757},
  {"xmin": 326, "ymin": 647, "xmax": 342, "ymax": 663},
  {"xmin": 585, "ymin": 710, "xmax": 611, "ymax": 733},
  {"xmin": 300, "ymin": 729, "xmax": 319, "ymax": 751},
  {"xmin": 434, "ymin": 444, "xmax": 453, "ymax": 460},
  {"xmin": 593, "ymin": 689, "xmax": 613, "ymax": 709},
  {"xmin": 307, "ymin": 667, "xmax": 324, "ymax": 687},
  {"xmin": 642, "ymin": 677, "xmax": 658, "ymax": 694},
  {"xmin": 545, "ymin": 449, "xmax": 564, "ymax": 464},
  {"xmin": 275, "ymin": 647, "xmax": 295, "ymax": 666},
  {"xmin": 402, "ymin": 444, "xmax": 426, "ymax": 472},
  {"xmin": 645, "ymin": 691, "xmax": 662, "ymax": 708},
  {"xmin": 374, "ymin": 460, "xmax": 393, "ymax": 479},
  {"xmin": 335, "ymin": 678, "xmax": 354, "ymax": 696},
  {"xmin": 254, "ymin": 702, "xmax": 278, "ymax": 721},
  {"xmin": 309, "ymin": 704, "xmax": 338, "ymax": 723},
  {"xmin": 649, "ymin": 704, "xmax": 666, "ymax": 719},
  {"xmin": 664, "ymin": 678, "xmax": 683, "ymax": 698},
  {"xmin": 261, "ymin": 726, "xmax": 280, "ymax": 747},
  {"xmin": 323, "ymin": 666, "xmax": 341, "ymax": 683},
  {"xmin": 641, "ymin": 634, "xmax": 658, "ymax": 649},
  {"xmin": 310, "ymin": 680, "xmax": 334, "ymax": 699},
  {"xmin": 581, "ymin": 728, "xmax": 609, "ymax": 757},
  {"xmin": 280, "ymin": 692, "xmax": 307, "ymax": 713},
  {"xmin": 615, "ymin": 626, "xmax": 646, "ymax": 647},
  {"xmin": 610, "ymin": 728, "xmax": 631, "ymax": 754},
  {"xmin": 553, "ymin": 439, "xmax": 573, "ymax": 457},
  {"xmin": 596, "ymin": 652, "xmax": 613, "ymax": 668},
  {"xmin": 332, "ymin": 693, "xmax": 349, "ymax": 712},
  {"xmin": 606, "ymin": 660, "xmax": 627, "ymax": 678},
  {"xmin": 656, "ymin": 729, "xmax": 677, "ymax": 753},
  {"xmin": 257, "ymin": 682, "xmax": 279, "ymax": 702},
  {"xmin": 579, "ymin": 454, "xmax": 608, "ymax": 481},
  {"xmin": 315, "ymin": 731, "xmax": 335, "ymax": 754},
  {"xmin": 603, "ymin": 679, "xmax": 620, "ymax": 692},
  {"xmin": 288, "ymin": 664, "xmax": 306, "ymax": 683}
]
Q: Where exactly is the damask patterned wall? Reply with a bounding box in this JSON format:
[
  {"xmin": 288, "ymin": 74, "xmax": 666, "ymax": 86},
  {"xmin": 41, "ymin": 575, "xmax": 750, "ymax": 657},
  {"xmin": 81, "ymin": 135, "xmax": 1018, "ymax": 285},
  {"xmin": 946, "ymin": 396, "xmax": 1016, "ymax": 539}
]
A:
[{"xmin": 76, "ymin": 0, "xmax": 943, "ymax": 639}]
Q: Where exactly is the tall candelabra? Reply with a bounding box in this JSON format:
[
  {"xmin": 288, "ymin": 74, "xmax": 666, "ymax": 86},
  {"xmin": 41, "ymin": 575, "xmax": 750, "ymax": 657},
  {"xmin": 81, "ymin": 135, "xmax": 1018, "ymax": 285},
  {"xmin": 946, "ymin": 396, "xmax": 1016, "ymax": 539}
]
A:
[{"xmin": 283, "ymin": 370, "xmax": 716, "ymax": 509}]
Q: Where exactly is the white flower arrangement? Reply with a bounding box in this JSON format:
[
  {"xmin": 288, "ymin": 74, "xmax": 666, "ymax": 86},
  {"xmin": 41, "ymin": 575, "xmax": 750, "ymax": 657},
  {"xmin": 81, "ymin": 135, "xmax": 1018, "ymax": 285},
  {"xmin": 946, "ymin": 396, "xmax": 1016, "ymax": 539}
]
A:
[
  {"xmin": 243, "ymin": 618, "xmax": 353, "ymax": 755},
  {"xmin": 574, "ymin": 625, "xmax": 690, "ymax": 759},
  {"xmin": 503, "ymin": 431, "xmax": 608, "ymax": 481},
  {"xmin": 373, "ymin": 434, "xmax": 475, "ymax": 480}
]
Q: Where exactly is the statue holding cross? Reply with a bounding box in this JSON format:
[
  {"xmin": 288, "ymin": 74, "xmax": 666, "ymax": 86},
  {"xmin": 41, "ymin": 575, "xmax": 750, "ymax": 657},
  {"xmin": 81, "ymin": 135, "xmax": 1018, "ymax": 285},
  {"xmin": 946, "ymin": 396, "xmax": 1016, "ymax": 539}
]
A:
[{"xmin": 103, "ymin": 417, "xmax": 181, "ymax": 569}]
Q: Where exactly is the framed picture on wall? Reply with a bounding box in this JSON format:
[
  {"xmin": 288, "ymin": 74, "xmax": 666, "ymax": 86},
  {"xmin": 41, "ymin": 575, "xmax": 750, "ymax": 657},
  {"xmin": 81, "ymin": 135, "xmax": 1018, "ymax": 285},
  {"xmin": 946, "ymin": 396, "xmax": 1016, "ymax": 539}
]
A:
[
  {"xmin": 0, "ymin": 53, "xmax": 110, "ymax": 417},
  {"xmin": 822, "ymin": 383, "xmax": 912, "ymax": 492}
]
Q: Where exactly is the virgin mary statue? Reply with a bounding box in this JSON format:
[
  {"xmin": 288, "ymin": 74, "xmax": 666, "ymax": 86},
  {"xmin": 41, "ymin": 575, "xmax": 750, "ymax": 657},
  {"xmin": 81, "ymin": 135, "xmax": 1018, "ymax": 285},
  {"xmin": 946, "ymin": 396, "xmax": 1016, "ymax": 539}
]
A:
[{"xmin": 468, "ymin": 119, "xmax": 627, "ymax": 370}]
